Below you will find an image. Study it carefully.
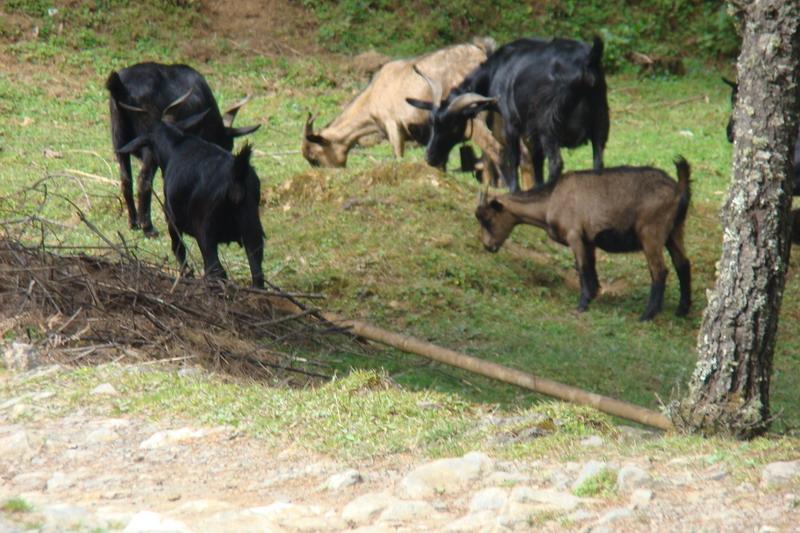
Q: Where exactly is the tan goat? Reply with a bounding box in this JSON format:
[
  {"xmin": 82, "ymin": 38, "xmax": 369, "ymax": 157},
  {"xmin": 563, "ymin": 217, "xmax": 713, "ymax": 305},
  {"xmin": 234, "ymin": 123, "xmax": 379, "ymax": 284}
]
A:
[
  {"xmin": 475, "ymin": 158, "xmax": 692, "ymax": 321},
  {"xmin": 302, "ymin": 38, "xmax": 494, "ymax": 168}
]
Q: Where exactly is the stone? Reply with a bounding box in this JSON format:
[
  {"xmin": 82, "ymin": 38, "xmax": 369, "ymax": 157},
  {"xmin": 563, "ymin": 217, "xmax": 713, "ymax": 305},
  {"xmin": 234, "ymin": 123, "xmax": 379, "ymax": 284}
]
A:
[
  {"xmin": 378, "ymin": 500, "xmax": 439, "ymax": 523},
  {"xmin": 760, "ymin": 460, "xmax": 800, "ymax": 488},
  {"xmin": 572, "ymin": 460, "xmax": 611, "ymax": 491},
  {"xmin": 40, "ymin": 504, "xmax": 91, "ymax": 531},
  {"xmin": 3, "ymin": 342, "xmax": 39, "ymax": 372},
  {"xmin": 398, "ymin": 452, "xmax": 494, "ymax": 498},
  {"xmin": 509, "ymin": 486, "xmax": 582, "ymax": 512},
  {"xmin": 248, "ymin": 502, "xmax": 318, "ymax": 526},
  {"xmin": 90, "ymin": 383, "xmax": 119, "ymax": 396},
  {"xmin": 0, "ymin": 516, "xmax": 21, "ymax": 533},
  {"xmin": 616, "ymin": 464, "xmax": 651, "ymax": 492},
  {"xmin": 580, "ymin": 435, "xmax": 604, "ymax": 447},
  {"xmin": 123, "ymin": 511, "xmax": 191, "ymax": 532},
  {"xmin": 597, "ymin": 506, "xmax": 633, "ymax": 525},
  {"xmin": 469, "ymin": 487, "xmax": 508, "ymax": 512},
  {"xmin": 85, "ymin": 427, "xmax": 120, "ymax": 444},
  {"xmin": 187, "ymin": 509, "xmax": 282, "ymax": 532},
  {"xmin": 174, "ymin": 499, "xmax": 235, "ymax": 515},
  {"xmin": 139, "ymin": 426, "xmax": 226, "ymax": 449},
  {"xmin": 485, "ymin": 471, "xmax": 529, "ymax": 487},
  {"xmin": 0, "ymin": 430, "xmax": 32, "ymax": 459},
  {"xmin": 445, "ymin": 510, "xmax": 496, "ymax": 532},
  {"xmin": 342, "ymin": 492, "xmax": 398, "ymax": 526},
  {"xmin": 323, "ymin": 469, "xmax": 363, "ymax": 491},
  {"xmin": 549, "ymin": 468, "xmax": 572, "ymax": 490},
  {"xmin": 11, "ymin": 471, "xmax": 48, "ymax": 491},
  {"xmin": 630, "ymin": 488, "xmax": 654, "ymax": 508},
  {"xmin": 46, "ymin": 471, "xmax": 75, "ymax": 492}
]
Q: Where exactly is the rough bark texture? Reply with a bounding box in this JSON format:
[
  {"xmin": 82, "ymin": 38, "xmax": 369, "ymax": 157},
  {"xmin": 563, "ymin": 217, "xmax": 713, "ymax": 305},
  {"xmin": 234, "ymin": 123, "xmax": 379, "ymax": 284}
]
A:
[{"xmin": 669, "ymin": 0, "xmax": 799, "ymax": 438}]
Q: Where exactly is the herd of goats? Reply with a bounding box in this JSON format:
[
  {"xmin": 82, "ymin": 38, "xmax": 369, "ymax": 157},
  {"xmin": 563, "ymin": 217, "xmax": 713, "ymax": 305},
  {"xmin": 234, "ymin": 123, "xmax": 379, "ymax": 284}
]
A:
[{"xmin": 104, "ymin": 36, "xmax": 800, "ymax": 322}]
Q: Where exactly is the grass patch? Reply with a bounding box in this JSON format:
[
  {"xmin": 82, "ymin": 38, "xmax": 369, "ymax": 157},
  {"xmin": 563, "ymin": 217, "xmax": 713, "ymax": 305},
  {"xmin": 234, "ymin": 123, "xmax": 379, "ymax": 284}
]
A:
[
  {"xmin": 573, "ymin": 468, "xmax": 617, "ymax": 497},
  {"xmin": 1, "ymin": 497, "xmax": 33, "ymax": 514}
]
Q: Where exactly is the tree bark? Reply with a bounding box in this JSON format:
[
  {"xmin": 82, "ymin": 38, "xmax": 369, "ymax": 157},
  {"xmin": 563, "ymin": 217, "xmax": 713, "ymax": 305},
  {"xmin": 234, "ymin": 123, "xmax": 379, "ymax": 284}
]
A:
[{"xmin": 669, "ymin": 0, "xmax": 799, "ymax": 438}]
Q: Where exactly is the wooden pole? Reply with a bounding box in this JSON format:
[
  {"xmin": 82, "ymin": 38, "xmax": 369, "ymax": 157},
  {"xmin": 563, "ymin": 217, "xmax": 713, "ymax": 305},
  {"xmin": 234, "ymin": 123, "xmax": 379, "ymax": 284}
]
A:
[
  {"xmin": 264, "ymin": 296, "xmax": 673, "ymax": 431},
  {"xmin": 324, "ymin": 313, "xmax": 673, "ymax": 431}
]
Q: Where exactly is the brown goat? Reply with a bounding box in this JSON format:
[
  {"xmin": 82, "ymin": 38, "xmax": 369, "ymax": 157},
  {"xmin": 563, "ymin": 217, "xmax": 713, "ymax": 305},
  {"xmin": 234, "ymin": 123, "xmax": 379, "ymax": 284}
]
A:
[
  {"xmin": 302, "ymin": 38, "xmax": 494, "ymax": 168},
  {"xmin": 475, "ymin": 158, "xmax": 692, "ymax": 321}
]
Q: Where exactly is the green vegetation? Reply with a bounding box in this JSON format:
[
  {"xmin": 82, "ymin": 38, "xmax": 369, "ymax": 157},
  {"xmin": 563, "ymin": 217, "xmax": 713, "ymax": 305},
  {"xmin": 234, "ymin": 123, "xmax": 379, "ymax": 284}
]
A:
[
  {"xmin": 301, "ymin": 0, "xmax": 737, "ymax": 71},
  {"xmin": 1, "ymin": 497, "xmax": 34, "ymax": 514},
  {"xmin": 573, "ymin": 468, "xmax": 617, "ymax": 497}
]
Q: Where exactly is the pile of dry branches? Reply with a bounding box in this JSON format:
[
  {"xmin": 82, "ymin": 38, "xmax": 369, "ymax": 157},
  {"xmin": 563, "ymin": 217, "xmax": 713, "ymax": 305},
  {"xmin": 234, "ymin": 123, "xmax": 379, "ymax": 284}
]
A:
[{"xmin": 0, "ymin": 238, "xmax": 352, "ymax": 384}]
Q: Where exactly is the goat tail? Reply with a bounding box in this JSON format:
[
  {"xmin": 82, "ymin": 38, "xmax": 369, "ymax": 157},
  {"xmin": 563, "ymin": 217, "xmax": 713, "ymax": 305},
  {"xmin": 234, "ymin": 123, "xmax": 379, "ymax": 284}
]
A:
[
  {"xmin": 229, "ymin": 142, "xmax": 253, "ymax": 204},
  {"xmin": 673, "ymin": 155, "xmax": 692, "ymax": 226}
]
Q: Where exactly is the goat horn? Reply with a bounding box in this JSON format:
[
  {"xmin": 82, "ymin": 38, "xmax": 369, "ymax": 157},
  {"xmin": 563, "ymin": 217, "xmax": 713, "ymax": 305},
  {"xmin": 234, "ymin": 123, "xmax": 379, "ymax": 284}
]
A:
[
  {"xmin": 304, "ymin": 112, "xmax": 317, "ymax": 138},
  {"xmin": 117, "ymin": 101, "xmax": 146, "ymax": 113},
  {"xmin": 162, "ymin": 89, "xmax": 194, "ymax": 120},
  {"xmin": 413, "ymin": 65, "xmax": 443, "ymax": 107},
  {"xmin": 222, "ymin": 95, "xmax": 252, "ymax": 127},
  {"xmin": 448, "ymin": 93, "xmax": 496, "ymax": 114}
]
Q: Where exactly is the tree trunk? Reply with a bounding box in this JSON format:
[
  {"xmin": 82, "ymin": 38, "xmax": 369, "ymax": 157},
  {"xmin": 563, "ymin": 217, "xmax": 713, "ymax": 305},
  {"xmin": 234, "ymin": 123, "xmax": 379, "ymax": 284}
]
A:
[{"xmin": 669, "ymin": 0, "xmax": 799, "ymax": 438}]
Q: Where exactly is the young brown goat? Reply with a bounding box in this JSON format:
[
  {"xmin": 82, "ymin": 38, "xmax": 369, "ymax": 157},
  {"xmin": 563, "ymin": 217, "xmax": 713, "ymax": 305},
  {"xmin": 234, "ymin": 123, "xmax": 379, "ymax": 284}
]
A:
[{"xmin": 475, "ymin": 158, "xmax": 692, "ymax": 320}]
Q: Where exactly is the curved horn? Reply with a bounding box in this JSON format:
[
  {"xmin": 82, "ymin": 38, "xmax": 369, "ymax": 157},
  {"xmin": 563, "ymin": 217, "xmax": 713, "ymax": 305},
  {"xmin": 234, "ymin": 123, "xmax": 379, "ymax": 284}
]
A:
[
  {"xmin": 162, "ymin": 89, "xmax": 193, "ymax": 121},
  {"xmin": 448, "ymin": 93, "xmax": 496, "ymax": 114},
  {"xmin": 117, "ymin": 101, "xmax": 147, "ymax": 113},
  {"xmin": 304, "ymin": 112, "xmax": 317, "ymax": 138},
  {"xmin": 222, "ymin": 95, "xmax": 252, "ymax": 127},
  {"xmin": 413, "ymin": 65, "xmax": 443, "ymax": 107}
]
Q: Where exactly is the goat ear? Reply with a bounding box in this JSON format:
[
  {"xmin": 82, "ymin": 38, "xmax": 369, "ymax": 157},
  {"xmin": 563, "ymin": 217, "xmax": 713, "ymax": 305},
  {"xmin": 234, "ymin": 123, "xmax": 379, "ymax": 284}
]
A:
[
  {"xmin": 306, "ymin": 133, "xmax": 331, "ymax": 146},
  {"xmin": 463, "ymin": 98, "xmax": 497, "ymax": 118},
  {"xmin": 173, "ymin": 109, "xmax": 211, "ymax": 132},
  {"xmin": 227, "ymin": 124, "xmax": 261, "ymax": 138},
  {"xmin": 406, "ymin": 98, "xmax": 434, "ymax": 111},
  {"xmin": 116, "ymin": 135, "xmax": 150, "ymax": 155},
  {"xmin": 489, "ymin": 199, "xmax": 503, "ymax": 212}
]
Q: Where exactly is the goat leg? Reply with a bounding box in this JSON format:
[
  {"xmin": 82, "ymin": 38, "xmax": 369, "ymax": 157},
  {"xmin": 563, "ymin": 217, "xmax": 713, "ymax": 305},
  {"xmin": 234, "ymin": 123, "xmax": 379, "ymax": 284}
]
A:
[
  {"xmin": 243, "ymin": 232, "xmax": 265, "ymax": 288},
  {"xmin": 116, "ymin": 152, "xmax": 138, "ymax": 230},
  {"xmin": 199, "ymin": 240, "xmax": 227, "ymax": 280},
  {"xmin": 500, "ymin": 125, "xmax": 521, "ymax": 193},
  {"xmin": 167, "ymin": 224, "xmax": 193, "ymax": 278},
  {"xmin": 640, "ymin": 242, "xmax": 668, "ymax": 321},
  {"xmin": 568, "ymin": 233, "xmax": 594, "ymax": 312},
  {"xmin": 136, "ymin": 149, "xmax": 159, "ymax": 237},
  {"xmin": 542, "ymin": 138, "xmax": 564, "ymax": 182},
  {"xmin": 667, "ymin": 237, "xmax": 691, "ymax": 316}
]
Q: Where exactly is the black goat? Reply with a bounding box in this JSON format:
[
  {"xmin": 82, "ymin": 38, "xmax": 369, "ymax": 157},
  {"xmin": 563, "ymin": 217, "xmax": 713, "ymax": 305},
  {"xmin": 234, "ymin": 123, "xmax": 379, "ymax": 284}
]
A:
[
  {"xmin": 106, "ymin": 62, "xmax": 259, "ymax": 236},
  {"xmin": 723, "ymin": 77, "xmax": 800, "ymax": 193},
  {"xmin": 408, "ymin": 37, "xmax": 609, "ymax": 192},
  {"xmin": 475, "ymin": 158, "xmax": 692, "ymax": 321},
  {"xmin": 116, "ymin": 93, "xmax": 265, "ymax": 288}
]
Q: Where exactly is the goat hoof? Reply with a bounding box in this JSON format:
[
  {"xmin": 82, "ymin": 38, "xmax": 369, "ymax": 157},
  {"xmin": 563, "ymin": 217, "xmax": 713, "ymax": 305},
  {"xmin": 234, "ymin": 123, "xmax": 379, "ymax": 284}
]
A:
[
  {"xmin": 675, "ymin": 306, "xmax": 690, "ymax": 317},
  {"xmin": 141, "ymin": 226, "xmax": 159, "ymax": 238},
  {"xmin": 639, "ymin": 312, "xmax": 655, "ymax": 322}
]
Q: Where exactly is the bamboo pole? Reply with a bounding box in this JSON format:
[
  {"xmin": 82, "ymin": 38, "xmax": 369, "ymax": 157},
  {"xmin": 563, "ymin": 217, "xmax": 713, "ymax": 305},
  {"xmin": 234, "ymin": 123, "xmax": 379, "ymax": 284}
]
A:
[{"xmin": 265, "ymin": 295, "xmax": 673, "ymax": 431}]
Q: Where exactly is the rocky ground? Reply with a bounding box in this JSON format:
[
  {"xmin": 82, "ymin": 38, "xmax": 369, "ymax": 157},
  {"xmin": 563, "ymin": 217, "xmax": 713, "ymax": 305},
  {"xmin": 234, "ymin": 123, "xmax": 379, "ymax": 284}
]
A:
[{"xmin": 1, "ymin": 363, "xmax": 800, "ymax": 532}]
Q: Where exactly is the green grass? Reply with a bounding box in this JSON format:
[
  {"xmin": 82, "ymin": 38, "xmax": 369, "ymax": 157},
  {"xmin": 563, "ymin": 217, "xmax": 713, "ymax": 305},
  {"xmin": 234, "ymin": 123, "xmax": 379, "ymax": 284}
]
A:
[
  {"xmin": 1, "ymin": 497, "xmax": 33, "ymax": 514},
  {"xmin": 0, "ymin": 1, "xmax": 798, "ymax": 451},
  {"xmin": 573, "ymin": 468, "xmax": 617, "ymax": 497}
]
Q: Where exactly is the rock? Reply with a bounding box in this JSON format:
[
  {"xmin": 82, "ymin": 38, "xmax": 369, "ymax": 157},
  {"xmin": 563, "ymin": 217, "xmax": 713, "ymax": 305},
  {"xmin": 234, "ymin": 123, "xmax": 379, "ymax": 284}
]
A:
[
  {"xmin": 0, "ymin": 429, "xmax": 32, "ymax": 459},
  {"xmin": 3, "ymin": 342, "xmax": 39, "ymax": 372},
  {"xmin": 565, "ymin": 509, "xmax": 593, "ymax": 523},
  {"xmin": 323, "ymin": 469, "xmax": 363, "ymax": 491},
  {"xmin": 139, "ymin": 427, "xmax": 226, "ymax": 449},
  {"xmin": 398, "ymin": 452, "xmax": 494, "ymax": 498},
  {"xmin": 90, "ymin": 383, "xmax": 119, "ymax": 396},
  {"xmin": 485, "ymin": 471, "xmax": 529, "ymax": 487},
  {"xmin": 173, "ymin": 499, "xmax": 235, "ymax": 515},
  {"xmin": 351, "ymin": 50, "xmax": 392, "ymax": 76},
  {"xmin": 40, "ymin": 503, "xmax": 91, "ymax": 531},
  {"xmin": 509, "ymin": 487, "xmax": 581, "ymax": 512},
  {"xmin": 469, "ymin": 487, "xmax": 508, "ymax": 512},
  {"xmin": 580, "ymin": 435, "xmax": 604, "ymax": 447},
  {"xmin": 0, "ymin": 516, "xmax": 21, "ymax": 533},
  {"xmin": 9, "ymin": 403, "xmax": 31, "ymax": 419},
  {"xmin": 46, "ymin": 471, "xmax": 75, "ymax": 492},
  {"xmin": 378, "ymin": 500, "xmax": 440, "ymax": 523},
  {"xmin": 549, "ymin": 468, "xmax": 572, "ymax": 490},
  {"xmin": 572, "ymin": 460, "xmax": 611, "ymax": 491},
  {"xmin": 597, "ymin": 506, "xmax": 633, "ymax": 525},
  {"xmin": 123, "ymin": 511, "xmax": 191, "ymax": 532},
  {"xmin": 11, "ymin": 471, "xmax": 48, "ymax": 491},
  {"xmin": 85, "ymin": 427, "xmax": 120, "ymax": 444},
  {"xmin": 760, "ymin": 460, "xmax": 800, "ymax": 488},
  {"xmin": 616, "ymin": 464, "xmax": 651, "ymax": 492},
  {"xmin": 186, "ymin": 509, "xmax": 280, "ymax": 532},
  {"xmin": 177, "ymin": 366, "xmax": 205, "ymax": 378},
  {"xmin": 445, "ymin": 510, "xmax": 496, "ymax": 531},
  {"xmin": 341, "ymin": 492, "xmax": 398, "ymax": 526},
  {"xmin": 630, "ymin": 488, "xmax": 654, "ymax": 508}
]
